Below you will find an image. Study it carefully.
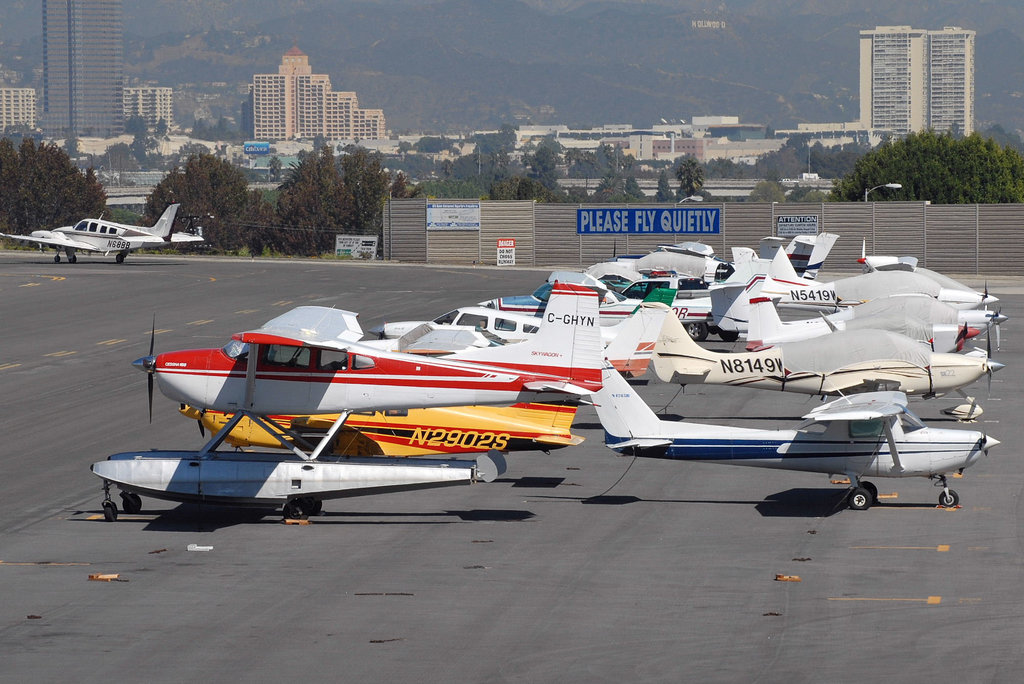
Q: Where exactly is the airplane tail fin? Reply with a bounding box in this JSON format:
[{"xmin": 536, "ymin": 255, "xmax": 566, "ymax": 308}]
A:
[
  {"xmin": 452, "ymin": 282, "xmax": 604, "ymax": 392},
  {"xmin": 604, "ymin": 302, "xmax": 671, "ymax": 377},
  {"xmin": 652, "ymin": 306, "xmax": 719, "ymax": 383},
  {"xmin": 149, "ymin": 204, "xmax": 181, "ymax": 238},
  {"xmin": 591, "ymin": 365, "xmax": 666, "ymax": 447},
  {"xmin": 792, "ymin": 232, "xmax": 838, "ymax": 280},
  {"xmin": 746, "ymin": 296, "xmax": 784, "ymax": 350}
]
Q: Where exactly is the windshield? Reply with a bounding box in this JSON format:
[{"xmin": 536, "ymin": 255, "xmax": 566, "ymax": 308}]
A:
[
  {"xmin": 531, "ymin": 282, "xmax": 554, "ymax": 302},
  {"xmin": 222, "ymin": 339, "xmax": 249, "ymax": 360}
]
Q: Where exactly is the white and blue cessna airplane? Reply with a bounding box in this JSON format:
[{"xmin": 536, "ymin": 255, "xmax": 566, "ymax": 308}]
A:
[
  {"xmin": 593, "ymin": 366, "xmax": 998, "ymax": 510},
  {"xmin": 0, "ymin": 204, "xmax": 203, "ymax": 263}
]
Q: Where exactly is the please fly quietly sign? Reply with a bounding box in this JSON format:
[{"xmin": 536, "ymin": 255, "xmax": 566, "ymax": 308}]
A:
[{"xmin": 576, "ymin": 207, "xmax": 720, "ymax": 235}]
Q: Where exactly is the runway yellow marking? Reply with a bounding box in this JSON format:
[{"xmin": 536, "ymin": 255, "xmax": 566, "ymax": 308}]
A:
[
  {"xmin": 187, "ymin": 319, "xmax": 214, "ymax": 326},
  {"xmin": 273, "ymin": 300, "xmax": 293, "ymax": 306},
  {"xmin": 0, "ymin": 363, "xmax": 21, "ymax": 371},
  {"xmin": 97, "ymin": 339, "xmax": 126, "ymax": 346},
  {"xmin": 851, "ymin": 545, "xmax": 949, "ymax": 552},
  {"xmin": 829, "ymin": 596, "xmax": 942, "ymax": 605},
  {"xmin": 148, "ymin": 328, "xmax": 172, "ymax": 336},
  {"xmin": 83, "ymin": 514, "xmax": 156, "ymax": 521},
  {"xmin": 44, "ymin": 350, "xmax": 76, "ymax": 357},
  {"xmin": 877, "ymin": 492, "xmax": 898, "ymax": 499},
  {"xmin": 19, "ymin": 282, "xmax": 40, "ymax": 287},
  {"xmin": 235, "ymin": 309, "xmax": 259, "ymax": 314}
]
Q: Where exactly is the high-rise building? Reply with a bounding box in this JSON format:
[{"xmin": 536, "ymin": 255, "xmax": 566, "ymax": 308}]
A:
[
  {"xmin": 859, "ymin": 26, "xmax": 975, "ymax": 136},
  {"xmin": 42, "ymin": 0, "xmax": 124, "ymax": 137},
  {"xmin": 0, "ymin": 88, "xmax": 37, "ymax": 130},
  {"xmin": 123, "ymin": 86, "xmax": 174, "ymax": 129},
  {"xmin": 251, "ymin": 47, "xmax": 386, "ymax": 141}
]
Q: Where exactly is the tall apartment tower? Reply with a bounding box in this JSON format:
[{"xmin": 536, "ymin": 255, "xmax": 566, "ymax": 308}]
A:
[
  {"xmin": 859, "ymin": 26, "xmax": 975, "ymax": 136},
  {"xmin": 42, "ymin": 0, "xmax": 124, "ymax": 137},
  {"xmin": 251, "ymin": 46, "xmax": 385, "ymax": 141}
]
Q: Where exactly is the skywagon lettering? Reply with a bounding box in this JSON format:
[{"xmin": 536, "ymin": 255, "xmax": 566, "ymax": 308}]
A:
[{"xmin": 577, "ymin": 208, "xmax": 721, "ymax": 235}]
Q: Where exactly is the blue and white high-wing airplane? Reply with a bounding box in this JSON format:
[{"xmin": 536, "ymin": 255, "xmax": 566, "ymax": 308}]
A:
[
  {"xmin": 0, "ymin": 204, "xmax": 203, "ymax": 263},
  {"xmin": 592, "ymin": 366, "xmax": 998, "ymax": 510}
]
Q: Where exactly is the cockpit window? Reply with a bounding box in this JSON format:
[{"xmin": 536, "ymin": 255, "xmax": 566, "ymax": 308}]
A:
[
  {"xmin": 263, "ymin": 344, "xmax": 311, "ymax": 368},
  {"xmin": 222, "ymin": 339, "xmax": 249, "ymax": 360},
  {"xmin": 849, "ymin": 418, "xmax": 884, "ymax": 439},
  {"xmin": 456, "ymin": 313, "xmax": 489, "ymax": 330}
]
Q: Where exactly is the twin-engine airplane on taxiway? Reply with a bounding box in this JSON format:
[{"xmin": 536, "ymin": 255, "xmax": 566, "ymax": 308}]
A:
[
  {"xmin": 0, "ymin": 204, "xmax": 203, "ymax": 263},
  {"xmin": 92, "ymin": 282, "xmax": 605, "ymax": 520}
]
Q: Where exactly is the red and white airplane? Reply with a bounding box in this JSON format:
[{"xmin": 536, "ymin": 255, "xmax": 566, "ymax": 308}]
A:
[
  {"xmin": 0, "ymin": 204, "xmax": 203, "ymax": 263},
  {"xmin": 92, "ymin": 282, "xmax": 604, "ymax": 520}
]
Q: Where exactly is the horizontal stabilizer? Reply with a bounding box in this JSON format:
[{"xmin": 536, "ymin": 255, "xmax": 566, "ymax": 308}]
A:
[
  {"xmin": 608, "ymin": 438, "xmax": 673, "ymax": 450},
  {"xmin": 522, "ymin": 380, "xmax": 596, "ymax": 395}
]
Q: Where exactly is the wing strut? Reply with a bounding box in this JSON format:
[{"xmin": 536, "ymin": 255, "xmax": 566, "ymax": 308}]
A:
[{"xmin": 882, "ymin": 418, "xmax": 904, "ymax": 472}]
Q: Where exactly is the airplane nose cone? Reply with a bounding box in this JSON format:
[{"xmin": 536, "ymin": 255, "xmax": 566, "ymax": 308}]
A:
[
  {"xmin": 132, "ymin": 355, "xmax": 156, "ymax": 373},
  {"xmin": 990, "ymin": 312, "xmax": 1009, "ymax": 326},
  {"xmin": 987, "ymin": 360, "xmax": 1006, "ymax": 374},
  {"xmin": 982, "ymin": 435, "xmax": 1001, "ymax": 453}
]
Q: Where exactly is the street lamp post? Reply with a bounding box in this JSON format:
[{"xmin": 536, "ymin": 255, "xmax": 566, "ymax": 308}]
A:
[{"xmin": 864, "ymin": 182, "xmax": 902, "ymax": 202}]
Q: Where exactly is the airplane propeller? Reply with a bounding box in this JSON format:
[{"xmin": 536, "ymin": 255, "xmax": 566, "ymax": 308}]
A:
[{"xmin": 131, "ymin": 316, "xmax": 157, "ymax": 422}]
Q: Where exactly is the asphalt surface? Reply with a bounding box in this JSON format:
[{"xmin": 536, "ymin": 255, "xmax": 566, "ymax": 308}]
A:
[{"xmin": 0, "ymin": 249, "xmax": 1021, "ymax": 684}]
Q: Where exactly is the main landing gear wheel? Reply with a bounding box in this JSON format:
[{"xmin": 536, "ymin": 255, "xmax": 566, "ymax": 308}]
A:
[
  {"xmin": 53, "ymin": 254, "xmax": 61, "ymax": 263},
  {"xmin": 69, "ymin": 254, "xmax": 77, "ymax": 263},
  {"xmin": 938, "ymin": 489, "xmax": 960, "ymax": 508},
  {"xmin": 283, "ymin": 497, "xmax": 322, "ymax": 519},
  {"xmin": 102, "ymin": 499, "xmax": 118, "ymax": 522},
  {"xmin": 718, "ymin": 330, "xmax": 740, "ymax": 342},
  {"xmin": 120, "ymin": 491, "xmax": 143, "ymax": 514},
  {"xmin": 685, "ymin": 322, "xmax": 709, "ymax": 342},
  {"xmin": 862, "ymin": 481, "xmax": 878, "ymax": 504},
  {"xmin": 848, "ymin": 486, "xmax": 872, "ymax": 511},
  {"xmin": 115, "ymin": 252, "xmax": 126, "ymax": 263}
]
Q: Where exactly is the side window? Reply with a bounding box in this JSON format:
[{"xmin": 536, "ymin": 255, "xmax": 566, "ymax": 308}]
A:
[
  {"xmin": 263, "ymin": 344, "xmax": 311, "ymax": 368},
  {"xmin": 351, "ymin": 354, "xmax": 376, "ymax": 370},
  {"xmin": 318, "ymin": 349, "xmax": 348, "ymax": 371},
  {"xmin": 456, "ymin": 313, "xmax": 489, "ymax": 330},
  {"xmin": 88, "ymin": 222, "xmax": 98, "ymax": 232},
  {"xmin": 494, "ymin": 317, "xmax": 517, "ymax": 332},
  {"xmin": 623, "ymin": 282, "xmax": 652, "ymax": 299},
  {"xmin": 523, "ymin": 323, "xmax": 539, "ymax": 334}
]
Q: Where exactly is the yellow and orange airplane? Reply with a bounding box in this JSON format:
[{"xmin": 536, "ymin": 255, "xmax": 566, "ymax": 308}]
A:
[{"xmin": 180, "ymin": 402, "xmax": 583, "ymax": 457}]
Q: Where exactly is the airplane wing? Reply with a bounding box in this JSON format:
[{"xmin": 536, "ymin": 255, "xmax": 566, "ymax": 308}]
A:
[
  {"xmin": 0, "ymin": 231, "xmax": 96, "ymax": 251},
  {"xmin": 803, "ymin": 391, "xmax": 908, "ymax": 421},
  {"xmin": 238, "ymin": 306, "xmax": 364, "ymax": 349},
  {"xmin": 169, "ymin": 233, "xmax": 205, "ymax": 243}
]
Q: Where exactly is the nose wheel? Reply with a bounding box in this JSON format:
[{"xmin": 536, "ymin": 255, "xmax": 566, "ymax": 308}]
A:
[{"xmin": 934, "ymin": 475, "xmax": 960, "ymax": 507}]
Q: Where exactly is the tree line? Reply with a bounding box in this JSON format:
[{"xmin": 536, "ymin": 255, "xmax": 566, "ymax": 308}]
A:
[{"xmin": 3, "ymin": 129, "xmax": 1024, "ymax": 258}]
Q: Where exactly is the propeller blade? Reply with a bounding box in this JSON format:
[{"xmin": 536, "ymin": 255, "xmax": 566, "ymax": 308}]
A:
[{"xmin": 146, "ymin": 314, "xmax": 156, "ymax": 422}]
